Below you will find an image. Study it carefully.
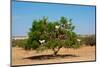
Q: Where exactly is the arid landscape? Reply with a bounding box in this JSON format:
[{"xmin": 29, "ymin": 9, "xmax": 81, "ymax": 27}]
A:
[
  {"xmin": 12, "ymin": 1, "xmax": 96, "ymax": 66},
  {"xmin": 12, "ymin": 46, "xmax": 96, "ymax": 66}
]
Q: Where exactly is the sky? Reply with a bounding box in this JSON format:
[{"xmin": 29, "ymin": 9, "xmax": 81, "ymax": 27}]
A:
[{"xmin": 12, "ymin": 1, "xmax": 96, "ymax": 36}]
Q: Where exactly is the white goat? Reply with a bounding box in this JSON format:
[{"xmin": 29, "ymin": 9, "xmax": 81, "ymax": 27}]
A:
[
  {"xmin": 77, "ymin": 39, "xmax": 81, "ymax": 42},
  {"xmin": 55, "ymin": 25, "xmax": 60, "ymax": 29},
  {"xmin": 39, "ymin": 40, "xmax": 45, "ymax": 45}
]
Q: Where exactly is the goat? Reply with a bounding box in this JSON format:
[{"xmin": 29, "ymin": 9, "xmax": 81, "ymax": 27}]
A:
[{"xmin": 39, "ymin": 40, "xmax": 45, "ymax": 45}]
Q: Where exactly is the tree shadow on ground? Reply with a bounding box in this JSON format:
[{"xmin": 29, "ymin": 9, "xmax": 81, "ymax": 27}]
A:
[{"xmin": 23, "ymin": 54, "xmax": 79, "ymax": 60}]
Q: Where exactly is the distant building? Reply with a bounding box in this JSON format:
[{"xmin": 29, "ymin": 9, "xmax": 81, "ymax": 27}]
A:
[{"xmin": 12, "ymin": 36, "xmax": 28, "ymax": 40}]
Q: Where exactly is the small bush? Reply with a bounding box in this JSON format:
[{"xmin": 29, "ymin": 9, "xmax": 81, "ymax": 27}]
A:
[
  {"xmin": 12, "ymin": 39, "xmax": 27, "ymax": 48},
  {"xmin": 81, "ymin": 35, "xmax": 96, "ymax": 46}
]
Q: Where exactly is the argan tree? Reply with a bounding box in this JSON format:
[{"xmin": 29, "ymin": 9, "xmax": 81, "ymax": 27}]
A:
[{"xmin": 24, "ymin": 16, "xmax": 80, "ymax": 56}]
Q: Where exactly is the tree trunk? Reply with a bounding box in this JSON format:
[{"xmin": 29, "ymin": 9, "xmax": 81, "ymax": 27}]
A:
[
  {"xmin": 52, "ymin": 47, "xmax": 61, "ymax": 56},
  {"xmin": 53, "ymin": 51, "xmax": 58, "ymax": 56}
]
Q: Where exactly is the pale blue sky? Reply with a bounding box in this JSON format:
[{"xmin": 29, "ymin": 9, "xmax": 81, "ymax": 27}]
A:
[{"xmin": 12, "ymin": 1, "xmax": 96, "ymax": 36}]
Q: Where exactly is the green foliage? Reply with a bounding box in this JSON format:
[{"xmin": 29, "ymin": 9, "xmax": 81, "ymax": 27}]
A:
[
  {"xmin": 24, "ymin": 16, "xmax": 80, "ymax": 56},
  {"xmin": 12, "ymin": 39, "xmax": 27, "ymax": 48},
  {"xmin": 46, "ymin": 39, "xmax": 62, "ymax": 49},
  {"xmin": 31, "ymin": 40, "xmax": 40, "ymax": 49}
]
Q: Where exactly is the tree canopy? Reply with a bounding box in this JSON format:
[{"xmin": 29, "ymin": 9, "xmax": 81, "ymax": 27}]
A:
[{"xmin": 24, "ymin": 16, "xmax": 80, "ymax": 56}]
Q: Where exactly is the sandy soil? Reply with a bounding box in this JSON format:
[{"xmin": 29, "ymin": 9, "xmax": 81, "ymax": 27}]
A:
[{"xmin": 12, "ymin": 46, "xmax": 96, "ymax": 66}]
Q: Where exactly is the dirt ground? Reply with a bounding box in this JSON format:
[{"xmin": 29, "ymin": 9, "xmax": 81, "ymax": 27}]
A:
[{"xmin": 12, "ymin": 46, "xmax": 96, "ymax": 66}]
